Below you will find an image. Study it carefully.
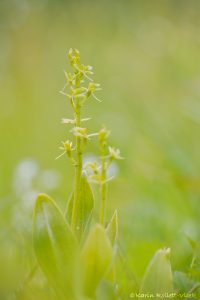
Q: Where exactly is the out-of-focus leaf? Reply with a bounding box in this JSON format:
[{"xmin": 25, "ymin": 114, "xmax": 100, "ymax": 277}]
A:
[
  {"xmin": 173, "ymin": 271, "xmax": 194, "ymax": 293},
  {"xmin": 106, "ymin": 210, "xmax": 118, "ymax": 246},
  {"xmin": 33, "ymin": 193, "xmax": 79, "ymax": 300},
  {"xmin": 140, "ymin": 248, "xmax": 173, "ymax": 298},
  {"xmin": 81, "ymin": 224, "xmax": 113, "ymax": 298},
  {"xmin": 189, "ymin": 268, "xmax": 200, "ymax": 282},
  {"xmin": 66, "ymin": 172, "xmax": 94, "ymax": 239},
  {"xmin": 186, "ymin": 235, "xmax": 197, "ymax": 252},
  {"xmin": 96, "ymin": 280, "xmax": 119, "ymax": 300}
]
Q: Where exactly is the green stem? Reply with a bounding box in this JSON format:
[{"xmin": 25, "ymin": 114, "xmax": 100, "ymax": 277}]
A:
[
  {"xmin": 100, "ymin": 142, "xmax": 107, "ymax": 226},
  {"xmin": 71, "ymin": 100, "xmax": 82, "ymax": 232}
]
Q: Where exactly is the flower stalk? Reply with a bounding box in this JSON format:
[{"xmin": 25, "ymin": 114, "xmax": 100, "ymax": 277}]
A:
[
  {"xmin": 71, "ymin": 99, "xmax": 82, "ymax": 231},
  {"xmin": 99, "ymin": 129, "xmax": 108, "ymax": 226}
]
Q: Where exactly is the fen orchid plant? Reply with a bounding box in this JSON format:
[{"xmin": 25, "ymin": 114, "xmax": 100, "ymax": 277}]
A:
[
  {"xmin": 33, "ymin": 49, "xmax": 123, "ymax": 300},
  {"xmin": 32, "ymin": 49, "xmax": 183, "ymax": 300}
]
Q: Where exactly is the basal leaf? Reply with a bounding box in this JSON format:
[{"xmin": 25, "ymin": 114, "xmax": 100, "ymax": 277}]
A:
[
  {"xmin": 140, "ymin": 248, "xmax": 173, "ymax": 298},
  {"xmin": 66, "ymin": 172, "xmax": 94, "ymax": 239},
  {"xmin": 173, "ymin": 271, "xmax": 194, "ymax": 293},
  {"xmin": 106, "ymin": 210, "xmax": 118, "ymax": 246},
  {"xmin": 33, "ymin": 193, "xmax": 79, "ymax": 300},
  {"xmin": 81, "ymin": 224, "xmax": 113, "ymax": 298}
]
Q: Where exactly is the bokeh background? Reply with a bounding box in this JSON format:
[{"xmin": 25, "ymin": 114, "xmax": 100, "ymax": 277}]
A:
[{"xmin": 1, "ymin": 0, "xmax": 200, "ymax": 298}]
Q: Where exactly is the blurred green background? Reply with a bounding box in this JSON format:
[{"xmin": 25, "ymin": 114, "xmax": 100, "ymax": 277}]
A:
[{"xmin": 1, "ymin": 0, "xmax": 200, "ymax": 298}]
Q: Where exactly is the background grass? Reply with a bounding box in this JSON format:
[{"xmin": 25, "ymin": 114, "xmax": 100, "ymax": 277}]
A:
[{"xmin": 1, "ymin": 0, "xmax": 200, "ymax": 297}]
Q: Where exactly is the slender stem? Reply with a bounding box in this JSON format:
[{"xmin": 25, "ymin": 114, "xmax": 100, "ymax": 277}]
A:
[
  {"xmin": 71, "ymin": 100, "xmax": 82, "ymax": 232},
  {"xmin": 100, "ymin": 142, "xmax": 107, "ymax": 226}
]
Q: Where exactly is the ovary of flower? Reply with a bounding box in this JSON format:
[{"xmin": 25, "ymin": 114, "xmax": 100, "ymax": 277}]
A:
[
  {"xmin": 60, "ymin": 81, "xmax": 101, "ymax": 104},
  {"xmin": 68, "ymin": 86, "xmax": 88, "ymax": 102},
  {"xmin": 99, "ymin": 127, "xmax": 110, "ymax": 143},
  {"xmin": 55, "ymin": 140, "xmax": 74, "ymax": 160},
  {"xmin": 86, "ymin": 82, "xmax": 102, "ymax": 102},
  {"xmin": 64, "ymin": 71, "xmax": 76, "ymax": 86},
  {"xmin": 84, "ymin": 161, "xmax": 100, "ymax": 175},
  {"xmin": 71, "ymin": 86, "xmax": 87, "ymax": 96},
  {"xmin": 108, "ymin": 146, "xmax": 123, "ymax": 160},
  {"xmin": 74, "ymin": 63, "xmax": 94, "ymax": 81}
]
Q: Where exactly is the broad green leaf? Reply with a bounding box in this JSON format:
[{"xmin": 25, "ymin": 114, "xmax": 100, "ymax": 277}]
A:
[
  {"xmin": 81, "ymin": 224, "xmax": 113, "ymax": 298},
  {"xmin": 66, "ymin": 173, "xmax": 94, "ymax": 239},
  {"xmin": 33, "ymin": 193, "xmax": 79, "ymax": 300},
  {"xmin": 96, "ymin": 280, "xmax": 119, "ymax": 300},
  {"xmin": 106, "ymin": 210, "xmax": 118, "ymax": 246},
  {"xmin": 173, "ymin": 271, "xmax": 194, "ymax": 293},
  {"xmin": 140, "ymin": 248, "xmax": 173, "ymax": 298}
]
